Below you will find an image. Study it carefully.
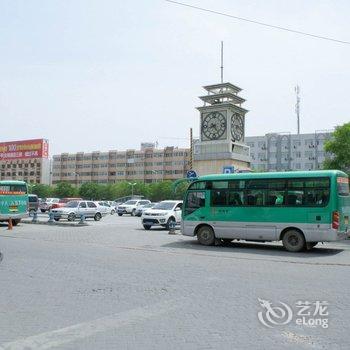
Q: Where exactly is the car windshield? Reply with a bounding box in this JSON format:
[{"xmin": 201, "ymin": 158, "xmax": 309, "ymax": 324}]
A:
[
  {"xmin": 153, "ymin": 202, "xmax": 175, "ymax": 210},
  {"xmin": 66, "ymin": 201, "xmax": 79, "ymax": 208},
  {"xmin": 125, "ymin": 200, "xmax": 137, "ymax": 205}
]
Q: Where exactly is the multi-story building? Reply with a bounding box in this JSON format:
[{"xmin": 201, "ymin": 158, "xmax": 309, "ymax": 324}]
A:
[
  {"xmin": 0, "ymin": 139, "xmax": 51, "ymax": 184},
  {"xmin": 246, "ymin": 131, "xmax": 332, "ymax": 172},
  {"xmin": 52, "ymin": 144, "xmax": 190, "ymax": 185}
]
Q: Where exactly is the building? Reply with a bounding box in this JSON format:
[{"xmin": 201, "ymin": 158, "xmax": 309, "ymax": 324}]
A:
[
  {"xmin": 193, "ymin": 82, "xmax": 250, "ymax": 175},
  {"xmin": 52, "ymin": 144, "xmax": 190, "ymax": 185},
  {"xmin": 246, "ymin": 131, "xmax": 332, "ymax": 172},
  {"xmin": 0, "ymin": 139, "xmax": 51, "ymax": 184}
]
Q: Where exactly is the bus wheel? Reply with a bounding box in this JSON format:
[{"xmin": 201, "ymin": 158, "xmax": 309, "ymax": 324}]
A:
[
  {"xmin": 282, "ymin": 230, "xmax": 306, "ymax": 252},
  {"xmin": 197, "ymin": 226, "xmax": 215, "ymax": 246},
  {"xmin": 12, "ymin": 219, "xmax": 20, "ymax": 226}
]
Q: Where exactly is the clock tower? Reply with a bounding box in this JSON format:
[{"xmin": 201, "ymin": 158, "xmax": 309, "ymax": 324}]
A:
[{"xmin": 193, "ymin": 82, "xmax": 250, "ymax": 175}]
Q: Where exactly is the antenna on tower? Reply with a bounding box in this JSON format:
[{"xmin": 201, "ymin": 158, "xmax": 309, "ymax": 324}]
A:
[
  {"xmin": 295, "ymin": 85, "xmax": 300, "ymax": 135},
  {"xmin": 220, "ymin": 41, "xmax": 224, "ymax": 83}
]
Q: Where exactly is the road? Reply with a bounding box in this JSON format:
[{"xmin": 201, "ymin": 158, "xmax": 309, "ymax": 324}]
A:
[{"xmin": 0, "ymin": 215, "xmax": 349, "ymax": 349}]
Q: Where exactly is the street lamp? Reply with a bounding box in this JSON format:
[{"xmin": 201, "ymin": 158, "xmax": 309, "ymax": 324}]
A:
[{"xmin": 128, "ymin": 182, "xmax": 137, "ymax": 197}]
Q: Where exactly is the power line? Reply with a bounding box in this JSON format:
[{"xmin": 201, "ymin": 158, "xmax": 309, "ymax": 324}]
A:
[{"xmin": 165, "ymin": 0, "xmax": 350, "ymax": 45}]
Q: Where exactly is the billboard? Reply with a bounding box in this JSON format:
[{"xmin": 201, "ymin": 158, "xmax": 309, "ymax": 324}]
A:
[{"xmin": 0, "ymin": 139, "xmax": 49, "ymax": 160}]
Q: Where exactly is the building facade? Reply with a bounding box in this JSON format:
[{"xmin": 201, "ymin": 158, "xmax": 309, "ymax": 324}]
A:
[
  {"xmin": 52, "ymin": 144, "xmax": 190, "ymax": 185},
  {"xmin": 246, "ymin": 131, "xmax": 332, "ymax": 172},
  {"xmin": 0, "ymin": 139, "xmax": 51, "ymax": 184},
  {"xmin": 193, "ymin": 82, "xmax": 250, "ymax": 175}
]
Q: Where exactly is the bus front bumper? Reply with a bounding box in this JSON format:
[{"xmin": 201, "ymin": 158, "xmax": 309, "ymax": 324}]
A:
[{"xmin": 0, "ymin": 212, "xmax": 29, "ymax": 220}]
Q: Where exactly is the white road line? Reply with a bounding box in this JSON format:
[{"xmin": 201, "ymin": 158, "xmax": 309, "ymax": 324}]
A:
[{"xmin": 0, "ymin": 299, "xmax": 178, "ymax": 350}]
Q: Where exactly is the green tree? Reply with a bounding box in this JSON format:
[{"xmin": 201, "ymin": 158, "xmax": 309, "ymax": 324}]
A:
[
  {"xmin": 79, "ymin": 182, "xmax": 100, "ymax": 200},
  {"xmin": 53, "ymin": 182, "xmax": 79, "ymax": 198},
  {"xmin": 29, "ymin": 184, "xmax": 53, "ymax": 198},
  {"xmin": 323, "ymin": 122, "xmax": 350, "ymax": 174}
]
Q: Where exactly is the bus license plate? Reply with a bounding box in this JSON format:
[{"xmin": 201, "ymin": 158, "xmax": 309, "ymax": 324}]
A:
[{"xmin": 9, "ymin": 205, "xmax": 18, "ymax": 212}]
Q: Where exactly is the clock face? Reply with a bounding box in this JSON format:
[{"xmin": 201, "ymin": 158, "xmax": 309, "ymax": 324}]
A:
[
  {"xmin": 231, "ymin": 113, "xmax": 244, "ymax": 141},
  {"xmin": 201, "ymin": 112, "xmax": 227, "ymax": 140}
]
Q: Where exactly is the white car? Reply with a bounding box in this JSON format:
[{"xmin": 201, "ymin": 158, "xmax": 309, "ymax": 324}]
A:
[
  {"xmin": 117, "ymin": 199, "xmax": 151, "ymax": 216},
  {"xmin": 96, "ymin": 201, "xmax": 116, "ymax": 215},
  {"xmin": 40, "ymin": 198, "xmax": 60, "ymax": 213},
  {"xmin": 141, "ymin": 200, "xmax": 182, "ymax": 230},
  {"xmin": 51, "ymin": 200, "xmax": 103, "ymax": 222}
]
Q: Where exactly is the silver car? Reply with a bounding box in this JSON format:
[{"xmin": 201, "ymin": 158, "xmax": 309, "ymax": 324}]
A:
[{"xmin": 51, "ymin": 200, "xmax": 103, "ymax": 222}]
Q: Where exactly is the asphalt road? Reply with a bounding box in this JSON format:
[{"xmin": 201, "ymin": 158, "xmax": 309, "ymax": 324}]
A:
[{"xmin": 0, "ymin": 215, "xmax": 349, "ymax": 350}]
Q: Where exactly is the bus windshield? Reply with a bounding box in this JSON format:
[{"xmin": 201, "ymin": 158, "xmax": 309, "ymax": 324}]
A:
[{"xmin": 0, "ymin": 184, "xmax": 27, "ymax": 195}]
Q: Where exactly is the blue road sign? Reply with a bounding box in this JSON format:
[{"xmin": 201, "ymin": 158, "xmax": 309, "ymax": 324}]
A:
[
  {"xmin": 223, "ymin": 166, "xmax": 234, "ymax": 174},
  {"xmin": 186, "ymin": 170, "xmax": 197, "ymax": 179}
]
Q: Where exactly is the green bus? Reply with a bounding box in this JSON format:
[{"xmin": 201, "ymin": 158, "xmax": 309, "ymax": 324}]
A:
[
  {"xmin": 0, "ymin": 180, "xmax": 29, "ymax": 226},
  {"xmin": 181, "ymin": 170, "xmax": 350, "ymax": 252}
]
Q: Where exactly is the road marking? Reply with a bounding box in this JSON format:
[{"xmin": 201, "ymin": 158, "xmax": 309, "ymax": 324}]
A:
[{"xmin": 0, "ymin": 299, "xmax": 178, "ymax": 350}]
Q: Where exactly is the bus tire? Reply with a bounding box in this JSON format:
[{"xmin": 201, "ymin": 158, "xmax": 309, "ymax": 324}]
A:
[
  {"xmin": 12, "ymin": 219, "xmax": 20, "ymax": 226},
  {"xmin": 143, "ymin": 225, "xmax": 151, "ymax": 230},
  {"xmin": 118, "ymin": 213, "xmax": 123, "ymax": 216},
  {"xmin": 282, "ymin": 229, "xmax": 306, "ymax": 252},
  {"xmin": 197, "ymin": 225, "xmax": 215, "ymax": 246}
]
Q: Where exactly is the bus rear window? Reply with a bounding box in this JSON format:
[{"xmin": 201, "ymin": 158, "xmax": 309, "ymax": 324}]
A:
[
  {"xmin": 0, "ymin": 184, "xmax": 27, "ymax": 194},
  {"xmin": 337, "ymin": 177, "xmax": 349, "ymax": 196}
]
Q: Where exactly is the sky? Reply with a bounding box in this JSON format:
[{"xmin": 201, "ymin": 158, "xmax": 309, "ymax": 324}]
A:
[{"xmin": 1, "ymin": 0, "xmax": 349, "ymax": 155}]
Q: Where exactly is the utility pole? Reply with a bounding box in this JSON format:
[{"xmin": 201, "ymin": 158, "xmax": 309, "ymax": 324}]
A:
[
  {"xmin": 189, "ymin": 128, "xmax": 193, "ymax": 170},
  {"xmin": 295, "ymin": 85, "xmax": 300, "ymax": 135},
  {"xmin": 220, "ymin": 41, "xmax": 224, "ymax": 83}
]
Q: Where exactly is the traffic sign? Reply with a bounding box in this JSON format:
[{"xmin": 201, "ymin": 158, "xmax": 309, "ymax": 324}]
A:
[
  {"xmin": 223, "ymin": 166, "xmax": 234, "ymax": 174},
  {"xmin": 186, "ymin": 170, "xmax": 197, "ymax": 179}
]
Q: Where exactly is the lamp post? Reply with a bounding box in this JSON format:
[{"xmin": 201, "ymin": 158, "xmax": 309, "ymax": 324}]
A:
[{"xmin": 128, "ymin": 182, "xmax": 137, "ymax": 197}]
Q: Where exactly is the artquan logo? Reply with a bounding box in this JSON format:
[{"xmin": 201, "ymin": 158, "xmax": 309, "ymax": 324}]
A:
[
  {"xmin": 257, "ymin": 298, "xmax": 293, "ymax": 328},
  {"xmin": 257, "ymin": 298, "xmax": 329, "ymax": 329}
]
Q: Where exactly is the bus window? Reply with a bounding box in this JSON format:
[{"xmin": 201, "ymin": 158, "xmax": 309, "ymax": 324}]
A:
[
  {"xmin": 185, "ymin": 191, "xmax": 206, "ymax": 215},
  {"xmin": 337, "ymin": 177, "xmax": 349, "ymax": 196}
]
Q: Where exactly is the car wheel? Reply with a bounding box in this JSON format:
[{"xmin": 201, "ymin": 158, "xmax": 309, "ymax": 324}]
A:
[
  {"xmin": 111, "ymin": 209, "xmax": 115, "ymax": 215},
  {"xmin": 165, "ymin": 217, "xmax": 176, "ymax": 230},
  {"xmin": 143, "ymin": 225, "xmax": 151, "ymax": 230},
  {"xmin": 131, "ymin": 209, "xmax": 136, "ymax": 217},
  {"xmin": 306, "ymin": 242, "xmax": 318, "ymax": 250},
  {"xmin": 67, "ymin": 213, "xmax": 76, "ymax": 222},
  {"xmin": 94, "ymin": 213, "xmax": 102, "ymax": 221},
  {"xmin": 40, "ymin": 209, "xmax": 46, "ymax": 213},
  {"xmin": 118, "ymin": 213, "xmax": 123, "ymax": 216},
  {"xmin": 282, "ymin": 230, "xmax": 306, "ymax": 252},
  {"xmin": 197, "ymin": 225, "xmax": 215, "ymax": 246},
  {"xmin": 54, "ymin": 218, "xmax": 60, "ymax": 222}
]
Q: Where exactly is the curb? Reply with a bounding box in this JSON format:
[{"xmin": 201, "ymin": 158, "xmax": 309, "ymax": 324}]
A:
[{"xmin": 21, "ymin": 221, "xmax": 89, "ymax": 227}]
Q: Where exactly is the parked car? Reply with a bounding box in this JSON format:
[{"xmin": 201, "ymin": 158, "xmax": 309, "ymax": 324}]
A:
[
  {"xmin": 96, "ymin": 201, "xmax": 116, "ymax": 215},
  {"xmin": 51, "ymin": 197, "xmax": 82, "ymax": 210},
  {"xmin": 51, "ymin": 200, "xmax": 103, "ymax": 222},
  {"xmin": 117, "ymin": 199, "xmax": 151, "ymax": 216},
  {"xmin": 28, "ymin": 194, "xmax": 39, "ymax": 215},
  {"xmin": 134, "ymin": 202, "xmax": 157, "ymax": 217},
  {"xmin": 141, "ymin": 200, "xmax": 182, "ymax": 230},
  {"xmin": 39, "ymin": 198, "xmax": 60, "ymax": 212}
]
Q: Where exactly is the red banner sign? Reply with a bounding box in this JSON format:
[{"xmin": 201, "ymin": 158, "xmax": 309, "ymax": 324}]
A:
[{"xmin": 0, "ymin": 139, "xmax": 49, "ymax": 160}]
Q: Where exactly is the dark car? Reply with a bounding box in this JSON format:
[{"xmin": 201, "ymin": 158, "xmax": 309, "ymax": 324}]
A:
[{"xmin": 28, "ymin": 194, "xmax": 39, "ymax": 215}]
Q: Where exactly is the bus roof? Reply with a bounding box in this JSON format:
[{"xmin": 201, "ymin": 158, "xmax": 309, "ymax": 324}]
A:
[
  {"xmin": 0, "ymin": 180, "xmax": 27, "ymax": 185},
  {"xmin": 197, "ymin": 170, "xmax": 348, "ymax": 181}
]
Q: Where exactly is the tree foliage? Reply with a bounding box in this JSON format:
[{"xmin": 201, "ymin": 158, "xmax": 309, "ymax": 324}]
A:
[
  {"xmin": 323, "ymin": 122, "xmax": 350, "ymax": 174},
  {"xmin": 31, "ymin": 180, "xmax": 189, "ymax": 202}
]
